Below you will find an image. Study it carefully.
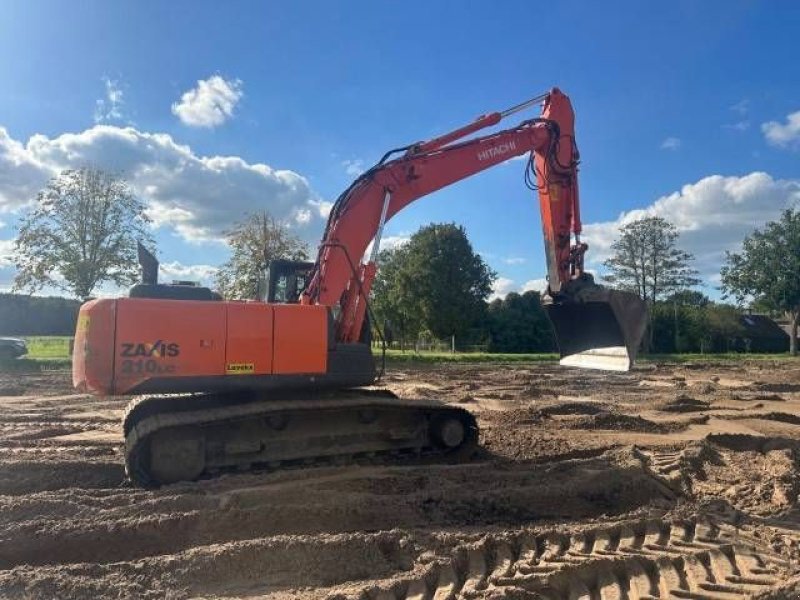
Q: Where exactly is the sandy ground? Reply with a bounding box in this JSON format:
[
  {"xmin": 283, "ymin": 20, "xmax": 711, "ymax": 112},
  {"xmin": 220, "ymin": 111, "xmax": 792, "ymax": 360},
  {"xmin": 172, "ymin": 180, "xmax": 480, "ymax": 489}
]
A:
[{"xmin": 1, "ymin": 360, "xmax": 800, "ymax": 599}]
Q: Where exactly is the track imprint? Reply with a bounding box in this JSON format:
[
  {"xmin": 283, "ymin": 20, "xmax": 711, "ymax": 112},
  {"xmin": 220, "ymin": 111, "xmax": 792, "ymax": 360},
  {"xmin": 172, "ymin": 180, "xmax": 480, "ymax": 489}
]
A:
[{"xmin": 346, "ymin": 517, "xmax": 795, "ymax": 600}]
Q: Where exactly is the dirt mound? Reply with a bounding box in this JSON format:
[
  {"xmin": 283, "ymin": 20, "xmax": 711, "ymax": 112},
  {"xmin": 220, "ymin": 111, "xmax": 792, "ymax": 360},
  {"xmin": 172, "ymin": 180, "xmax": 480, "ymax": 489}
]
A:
[
  {"xmin": 0, "ymin": 459, "xmax": 125, "ymax": 495},
  {"xmin": 707, "ymin": 433, "xmax": 798, "ymax": 453},
  {"xmin": 0, "ymin": 531, "xmax": 415, "ymax": 600},
  {"xmin": 536, "ymin": 402, "xmax": 605, "ymax": 416},
  {"xmin": 492, "ymin": 407, "xmax": 679, "ymax": 434},
  {"xmin": 757, "ymin": 382, "xmax": 800, "ymax": 393},
  {"xmin": 565, "ymin": 412, "xmax": 682, "ymax": 434},
  {"xmin": 642, "ymin": 435, "xmax": 800, "ymax": 516},
  {"xmin": 660, "ymin": 394, "xmax": 711, "ymax": 413},
  {"xmin": 757, "ymin": 412, "xmax": 800, "ymax": 425},
  {"xmin": 732, "ymin": 392, "xmax": 786, "ymax": 402}
]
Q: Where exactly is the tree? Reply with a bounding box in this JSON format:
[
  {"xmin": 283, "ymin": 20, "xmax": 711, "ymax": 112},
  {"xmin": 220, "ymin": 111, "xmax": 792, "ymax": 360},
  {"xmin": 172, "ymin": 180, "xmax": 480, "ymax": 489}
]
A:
[
  {"xmin": 721, "ymin": 209, "xmax": 800, "ymax": 355},
  {"xmin": 215, "ymin": 211, "xmax": 309, "ymax": 300},
  {"xmin": 487, "ymin": 291, "xmax": 555, "ymax": 352},
  {"xmin": 603, "ymin": 216, "xmax": 700, "ymax": 303},
  {"xmin": 13, "ymin": 168, "xmax": 153, "ymax": 300},
  {"xmin": 662, "ymin": 290, "xmax": 710, "ymax": 351},
  {"xmin": 702, "ymin": 304, "xmax": 744, "ymax": 353},
  {"xmin": 603, "ymin": 216, "xmax": 700, "ymax": 351},
  {"xmin": 650, "ymin": 301, "xmax": 745, "ymax": 354},
  {"xmin": 372, "ymin": 223, "xmax": 495, "ymax": 344},
  {"xmin": 371, "ymin": 246, "xmax": 423, "ymax": 350},
  {"xmin": 666, "ymin": 290, "xmax": 710, "ymax": 307}
]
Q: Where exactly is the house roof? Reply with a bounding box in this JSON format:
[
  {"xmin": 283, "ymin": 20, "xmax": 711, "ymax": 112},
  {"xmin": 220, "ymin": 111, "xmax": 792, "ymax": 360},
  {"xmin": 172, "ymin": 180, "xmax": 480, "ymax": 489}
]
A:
[{"xmin": 740, "ymin": 314, "xmax": 790, "ymax": 340}]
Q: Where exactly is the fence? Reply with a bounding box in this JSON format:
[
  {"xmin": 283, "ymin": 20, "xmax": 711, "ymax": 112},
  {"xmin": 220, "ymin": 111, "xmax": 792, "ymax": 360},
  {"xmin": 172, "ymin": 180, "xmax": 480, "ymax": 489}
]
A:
[{"xmin": 377, "ymin": 336, "xmax": 489, "ymax": 354}]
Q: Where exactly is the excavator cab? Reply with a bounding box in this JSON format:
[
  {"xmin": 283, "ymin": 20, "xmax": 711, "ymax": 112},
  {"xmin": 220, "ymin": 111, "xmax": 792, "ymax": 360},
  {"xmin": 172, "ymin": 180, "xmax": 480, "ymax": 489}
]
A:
[
  {"xmin": 265, "ymin": 259, "xmax": 314, "ymax": 304},
  {"xmin": 543, "ymin": 276, "xmax": 648, "ymax": 372}
]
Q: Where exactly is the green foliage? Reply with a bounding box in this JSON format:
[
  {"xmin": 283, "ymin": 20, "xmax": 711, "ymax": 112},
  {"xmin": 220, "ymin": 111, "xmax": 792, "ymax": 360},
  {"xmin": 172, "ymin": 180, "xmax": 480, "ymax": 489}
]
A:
[
  {"xmin": 372, "ymin": 245, "xmax": 423, "ymax": 348},
  {"xmin": 0, "ymin": 293, "xmax": 80, "ymax": 336},
  {"xmin": 216, "ymin": 211, "xmax": 309, "ymax": 300},
  {"xmin": 372, "ymin": 223, "xmax": 495, "ymax": 343},
  {"xmin": 487, "ymin": 291, "xmax": 555, "ymax": 353},
  {"xmin": 721, "ymin": 209, "xmax": 800, "ymax": 355},
  {"xmin": 603, "ymin": 216, "xmax": 700, "ymax": 303},
  {"xmin": 666, "ymin": 290, "xmax": 710, "ymax": 307},
  {"xmin": 13, "ymin": 168, "xmax": 153, "ymax": 300},
  {"xmin": 649, "ymin": 301, "xmax": 766, "ymax": 354}
]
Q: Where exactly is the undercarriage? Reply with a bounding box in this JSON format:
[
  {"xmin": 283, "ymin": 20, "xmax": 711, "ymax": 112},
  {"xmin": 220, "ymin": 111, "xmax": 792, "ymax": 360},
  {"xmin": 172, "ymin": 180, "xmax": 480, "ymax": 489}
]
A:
[{"xmin": 123, "ymin": 389, "xmax": 479, "ymax": 487}]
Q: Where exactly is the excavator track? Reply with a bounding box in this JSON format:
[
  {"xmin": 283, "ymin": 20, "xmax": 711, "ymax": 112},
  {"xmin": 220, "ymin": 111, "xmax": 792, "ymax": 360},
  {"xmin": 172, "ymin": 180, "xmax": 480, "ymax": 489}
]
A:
[{"xmin": 122, "ymin": 389, "xmax": 478, "ymax": 487}]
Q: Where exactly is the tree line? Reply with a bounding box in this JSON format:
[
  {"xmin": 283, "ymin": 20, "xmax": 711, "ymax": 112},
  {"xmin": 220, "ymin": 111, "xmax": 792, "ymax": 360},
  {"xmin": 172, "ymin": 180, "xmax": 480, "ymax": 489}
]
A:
[
  {"xmin": 5, "ymin": 167, "xmax": 800, "ymax": 355},
  {"xmin": 0, "ymin": 293, "xmax": 80, "ymax": 336},
  {"xmin": 370, "ymin": 220, "xmax": 794, "ymax": 355}
]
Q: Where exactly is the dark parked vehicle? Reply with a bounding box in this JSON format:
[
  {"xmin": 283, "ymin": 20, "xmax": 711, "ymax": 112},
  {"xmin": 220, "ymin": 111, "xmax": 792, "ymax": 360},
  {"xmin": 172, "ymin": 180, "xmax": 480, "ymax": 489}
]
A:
[{"xmin": 0, "ymin": 337, "xmax": 28, "ymax": 360}]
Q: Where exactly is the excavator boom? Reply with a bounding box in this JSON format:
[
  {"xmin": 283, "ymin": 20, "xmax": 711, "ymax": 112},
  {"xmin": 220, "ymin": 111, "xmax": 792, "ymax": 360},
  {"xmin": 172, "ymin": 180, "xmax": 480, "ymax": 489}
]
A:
[{"xmin": 303, "ymin": 88, "xmax": 647, "ymax": 369}]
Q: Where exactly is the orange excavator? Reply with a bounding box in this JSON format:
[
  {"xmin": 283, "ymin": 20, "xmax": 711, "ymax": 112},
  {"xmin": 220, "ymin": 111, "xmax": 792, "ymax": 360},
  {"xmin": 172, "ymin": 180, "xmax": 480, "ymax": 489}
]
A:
[{"xmin": 73, "ymin": 88, "xmax": 647, "ymax": 487}]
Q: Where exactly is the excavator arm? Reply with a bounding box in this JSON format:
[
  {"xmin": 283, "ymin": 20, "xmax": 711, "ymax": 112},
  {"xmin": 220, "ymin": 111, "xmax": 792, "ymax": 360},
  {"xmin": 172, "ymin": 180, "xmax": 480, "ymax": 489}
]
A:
[
  {"xmin": 305, "ymin": 89, "xmax": 581, "ymax": 341},
  {"xmin": 303, "ymin": 89, "xmax": 646, "ymax": 370}
]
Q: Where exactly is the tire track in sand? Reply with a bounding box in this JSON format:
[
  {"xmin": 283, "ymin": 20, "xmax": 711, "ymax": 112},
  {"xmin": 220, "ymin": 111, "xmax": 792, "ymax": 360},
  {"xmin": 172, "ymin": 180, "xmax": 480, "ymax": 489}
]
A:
[{"xmin": 346, "ymin": 516, "xmax": 795, "ymax": 600}]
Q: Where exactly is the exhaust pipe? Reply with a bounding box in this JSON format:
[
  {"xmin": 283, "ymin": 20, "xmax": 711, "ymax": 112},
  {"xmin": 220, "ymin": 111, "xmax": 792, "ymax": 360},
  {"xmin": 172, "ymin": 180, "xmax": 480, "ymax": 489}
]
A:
[{"xmin": 543, "ymin": 276, "xmax": 648, "ymax": 372}]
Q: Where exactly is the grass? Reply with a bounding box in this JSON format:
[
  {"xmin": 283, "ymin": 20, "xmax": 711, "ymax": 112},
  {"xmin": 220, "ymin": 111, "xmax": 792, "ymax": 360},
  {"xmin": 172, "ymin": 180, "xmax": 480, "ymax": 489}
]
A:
[
  {"xmin": 380, "ymin": 349, "xmax": 559, "ymax": 363},
  {"xmin": 0, "ymin": 336, "xmax": 793, "ymax": 374},
  {"xmin": 644, "ymin": 352, "xmax": 791, "ymax": 363},
  {"xmin": 0, "ymin": 336, "xmax": 72, "ymax": 373},
  {"xmin": 377, "ymin": 349, "xmax": 793, "ymax": 364},
  {"xmin": 24, "ymin": 336, "xmax": 73, "ymax": 359},
  {"xmin": 0, "ymin": 357, "xmax": 72, "ymax": 372}
]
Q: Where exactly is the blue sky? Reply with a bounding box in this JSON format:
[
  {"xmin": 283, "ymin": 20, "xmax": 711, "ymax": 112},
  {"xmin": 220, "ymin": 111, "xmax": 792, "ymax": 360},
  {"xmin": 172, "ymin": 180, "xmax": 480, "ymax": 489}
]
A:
[{"xmin": 0, "ymin": 1, "xmax": 798, "ymax": 299}]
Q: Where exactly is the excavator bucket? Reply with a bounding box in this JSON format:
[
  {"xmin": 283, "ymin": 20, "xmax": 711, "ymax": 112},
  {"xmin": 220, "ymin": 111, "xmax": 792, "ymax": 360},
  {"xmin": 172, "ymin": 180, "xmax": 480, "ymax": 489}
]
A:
[{"xmin": 544, "ymin": 285, "xmax": 648, "ymax": 372}]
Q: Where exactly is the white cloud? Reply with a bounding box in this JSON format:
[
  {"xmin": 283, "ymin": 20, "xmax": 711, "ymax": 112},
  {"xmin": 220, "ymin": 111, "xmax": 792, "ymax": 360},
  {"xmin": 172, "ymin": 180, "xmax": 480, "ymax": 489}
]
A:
[
  {"xmin": 660, "ymin": 137, "xmax": 681, "ymax": 151},
  {"xmin": 365, "ymin": 233, "xmax": 410, "ymax": 260},
  {"xmin": 342, "ymin": 159, "xmax": 365, "ymax": 177},
  {"xmin": 159, "ymin": 261, "xmax": 218, "ymax": 285},
  {"xmin": 582, "ymin": 172, "xmax": 800, "ymax": 285},
  {"xmin": 486, "ymin": 276, "xmax": 550, "ymax": 301},
  {"xmin": 762, "ymin": 110, "xmax": 800, "ymax": 149},
  {"xmin": 489, "ymin": 276, "xmax": 516, "ymax": 300},
  {"xmin": 94, "ymin": 77, "xmax": 126, "ymax": 124},
  {"xmin": 0, "ymin": 238, "xmax": 14, "ymax": 267},
  {"xmin": 310, "ymin": 199, "xmax": 334, "ymax": 218},
  {"xmin": 0, "ymin": 127, "xmax": 53, "ymax": 211},
  {"xmin": 0, "ymin": 124, "xmax": 326, "ymax": 243},
  {"xmin": 731, "ymin": 99, "xmax": 749, "ymax": 116},
  {"xmin": 293, "ymin": 207, "xmax": 312, "ymax": 225},
  {"xmin": 724, "ymin": 120, "xmax": 750, "ymax": 132},
  {"xmin": 502, "ymin": 256, "xmax": 526, "ymax": 265},
  {"xmin": 521, "ymin": 278, "xmax": 548, "ymax": 293},
  {"xmin": 172, "ymin": 75, "xmax": 243, "ymax": 128},
  {"xmin": 382, "ymin": 234, "xmax": 411, "ymax": 250},
  {"xmin": 724, "ymin": 100, "xmax": 750, "ymax": 131}
]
